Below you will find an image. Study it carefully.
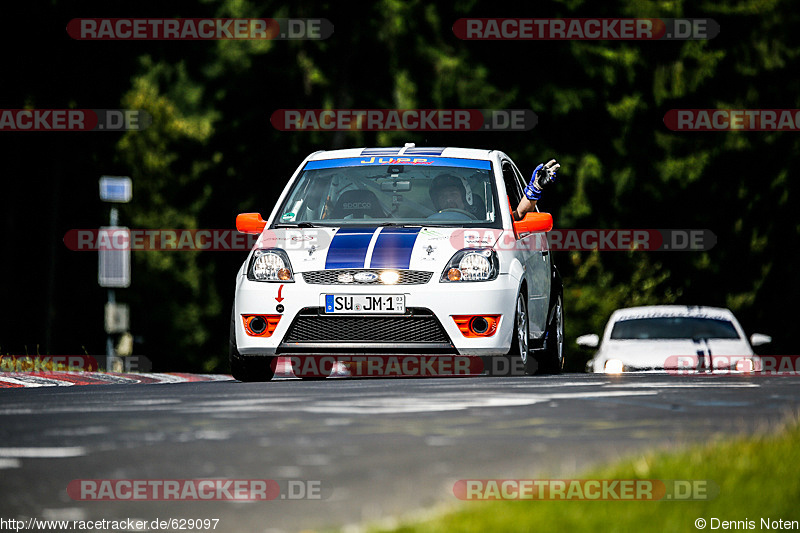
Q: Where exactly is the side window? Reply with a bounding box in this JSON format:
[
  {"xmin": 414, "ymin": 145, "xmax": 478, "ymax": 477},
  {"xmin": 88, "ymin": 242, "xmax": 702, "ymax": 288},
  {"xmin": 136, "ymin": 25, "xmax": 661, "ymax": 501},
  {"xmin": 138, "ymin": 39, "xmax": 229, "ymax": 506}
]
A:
[{"xmin": 502, "ymin": 161, "xmax": 522, "ymax": 209}]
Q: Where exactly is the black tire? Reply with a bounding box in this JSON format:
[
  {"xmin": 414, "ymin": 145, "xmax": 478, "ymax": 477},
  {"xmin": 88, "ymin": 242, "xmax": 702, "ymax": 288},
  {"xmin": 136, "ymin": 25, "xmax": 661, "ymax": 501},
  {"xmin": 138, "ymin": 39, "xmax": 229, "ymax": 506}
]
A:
[
  {"xmin": 229, "ymin": 308, "xmax": 275, "ymax": 382},
  {"xmin": 534, "ymin": 291, "xmax": 564, "ymax": 374}
]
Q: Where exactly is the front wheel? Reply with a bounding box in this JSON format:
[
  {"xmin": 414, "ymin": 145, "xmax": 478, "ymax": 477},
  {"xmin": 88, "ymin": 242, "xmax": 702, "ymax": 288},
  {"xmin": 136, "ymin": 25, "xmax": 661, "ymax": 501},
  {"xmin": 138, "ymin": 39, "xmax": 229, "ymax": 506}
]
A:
[
  {"xmin": 533, "ymin": 293, "xmax": 564, "ymax": 374},
  {"xmin": 505, "ymin": 290, "xmax": 539, "ymax": 376}
]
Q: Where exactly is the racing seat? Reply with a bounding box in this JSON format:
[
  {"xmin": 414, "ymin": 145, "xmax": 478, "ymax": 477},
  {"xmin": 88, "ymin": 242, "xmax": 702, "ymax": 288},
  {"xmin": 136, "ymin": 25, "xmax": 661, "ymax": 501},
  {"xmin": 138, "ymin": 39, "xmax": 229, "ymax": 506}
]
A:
[{"xmin": 329, "ymin": 190, "xmax": 389, "ymax": 219}]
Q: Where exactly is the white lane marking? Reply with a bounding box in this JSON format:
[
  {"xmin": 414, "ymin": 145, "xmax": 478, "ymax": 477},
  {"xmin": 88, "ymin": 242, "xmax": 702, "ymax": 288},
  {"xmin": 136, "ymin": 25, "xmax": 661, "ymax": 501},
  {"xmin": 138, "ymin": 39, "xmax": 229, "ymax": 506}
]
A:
[
  {"xmin": 324, "ymin": 418, "xmax": 353, "ymax": 426},
  {"xmin": 193, "ymin": 430, "xmax": 232, "ymax": 441},
  {"xmin": 605, "ymin": 382, "xmax": 759, "ymax": 388},
  {"xmin": 42, "ymin": 508, "xmax": 86, "ymax": 521},
  {"xmin": 299, "ymin": 390, "xmax": 658, "ymax": 414},
  {"xmin": 425, "ymin": 436, "xmax": 455, "ymax": 446},
  {"xmin": 184, "ymin": 398, "xmax": 308, "ymax": 412},
  {"xmin": 0, "ymin": 447, "xmax": 87, "ymax": 458},
  {"xmin": 127, "ymin": 399, "xmax": 182, "ymax": 406},
  {"xmin": 0, "ymin": 458, "xmax": 21, "ymax": 469},
  {"xmin": 0, "ymin": 398, "xmax": 302, "ymax": 416},
  {"xmin": 275, "ymin": 466, "xmax": 303, "ymax": 477},
  {"xmin": 296, "ymin": 454, "xmax": 331, "ymax": 466},
  {"xmin": 43, "ymin": 426, "xmax": 109, "ymax": 436},
  {"xmin": 539, "ymin": 391, "xmax": 660, "ymax": 399},
  {"xmin": 508, "ymin": 381, "xmax": 610, "ymax": 388}
]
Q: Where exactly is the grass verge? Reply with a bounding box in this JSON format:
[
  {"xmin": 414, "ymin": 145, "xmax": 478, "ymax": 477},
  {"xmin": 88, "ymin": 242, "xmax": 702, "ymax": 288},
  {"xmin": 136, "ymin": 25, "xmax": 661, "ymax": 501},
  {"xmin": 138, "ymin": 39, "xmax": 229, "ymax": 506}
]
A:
[{"xmin": 371, "ymin": 414, "xmax": 800, "ymax": 533}]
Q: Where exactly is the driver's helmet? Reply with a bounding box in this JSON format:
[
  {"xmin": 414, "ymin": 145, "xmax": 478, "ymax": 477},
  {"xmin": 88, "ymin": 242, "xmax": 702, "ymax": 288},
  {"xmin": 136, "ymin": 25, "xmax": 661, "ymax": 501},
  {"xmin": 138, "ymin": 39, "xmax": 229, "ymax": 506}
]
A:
[{"xmin": 429, "ymin": 173, "xmax": 473, "ymax": 211}]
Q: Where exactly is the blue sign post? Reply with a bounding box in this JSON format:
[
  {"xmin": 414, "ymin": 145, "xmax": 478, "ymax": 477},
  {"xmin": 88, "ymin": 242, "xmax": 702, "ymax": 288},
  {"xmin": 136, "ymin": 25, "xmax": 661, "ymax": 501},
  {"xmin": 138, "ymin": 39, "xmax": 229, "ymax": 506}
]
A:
[{"xmin": 99, "ymin": 176, "xmax": 132, "ymax": 370}]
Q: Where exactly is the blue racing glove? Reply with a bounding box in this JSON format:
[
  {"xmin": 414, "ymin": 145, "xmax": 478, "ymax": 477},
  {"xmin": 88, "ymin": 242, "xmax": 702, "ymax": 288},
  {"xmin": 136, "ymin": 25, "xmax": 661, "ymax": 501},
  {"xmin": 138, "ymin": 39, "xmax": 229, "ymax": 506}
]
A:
[{"xmin": 524, "ymin": 159, "xmax": 560, "ymax": 201}]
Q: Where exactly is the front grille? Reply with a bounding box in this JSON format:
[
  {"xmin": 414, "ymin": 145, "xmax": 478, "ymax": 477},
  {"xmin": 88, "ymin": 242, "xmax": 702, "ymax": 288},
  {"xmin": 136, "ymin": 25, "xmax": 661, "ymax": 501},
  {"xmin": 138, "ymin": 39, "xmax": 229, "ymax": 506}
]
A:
[
  {"xmin": 302, "ymin": 269, "xmax": 433, "ymax": 285},
  {"xmin": 281, "ymin": 307, "xmax": 450, "ymax": 344}
]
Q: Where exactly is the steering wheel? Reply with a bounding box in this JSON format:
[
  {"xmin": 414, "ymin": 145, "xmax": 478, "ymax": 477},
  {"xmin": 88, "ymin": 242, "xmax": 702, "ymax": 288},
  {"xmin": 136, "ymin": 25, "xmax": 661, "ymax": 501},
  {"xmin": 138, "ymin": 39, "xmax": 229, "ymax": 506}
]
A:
[{"xmin": 439, "ymin": 208, "xmax": 477, "ymax": 220}]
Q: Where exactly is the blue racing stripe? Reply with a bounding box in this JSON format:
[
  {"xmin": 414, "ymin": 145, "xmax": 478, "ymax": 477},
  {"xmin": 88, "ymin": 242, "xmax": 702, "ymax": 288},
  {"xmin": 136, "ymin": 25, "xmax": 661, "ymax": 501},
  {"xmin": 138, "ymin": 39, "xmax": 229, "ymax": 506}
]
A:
[
  {"xmin": 324, "ymin": 228, "xmax": 376, "ymax": 269},
  {"xmin": 369, "ymin": 227, "xmax": 422, "ymax": 269}
]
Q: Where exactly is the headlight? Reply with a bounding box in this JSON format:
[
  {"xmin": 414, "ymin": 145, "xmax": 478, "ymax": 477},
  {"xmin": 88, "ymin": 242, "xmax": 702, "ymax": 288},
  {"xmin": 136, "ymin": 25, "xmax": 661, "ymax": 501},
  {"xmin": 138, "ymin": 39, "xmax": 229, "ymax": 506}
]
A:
[
  {"xmin": 603, "ymin": 359, "xmax": 624, "ymax": 374},
  {"xmin": 440, "ymin": 249, "xmax": 499, "ymax": 282},
  {"xmin": 247, "ymin": 249, "xmax": 294, "ymax": 282}
]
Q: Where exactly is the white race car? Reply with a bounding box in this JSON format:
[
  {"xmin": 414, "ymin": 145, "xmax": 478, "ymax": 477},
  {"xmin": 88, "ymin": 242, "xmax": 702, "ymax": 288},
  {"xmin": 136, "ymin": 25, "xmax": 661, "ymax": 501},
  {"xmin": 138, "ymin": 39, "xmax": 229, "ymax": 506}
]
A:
[
  {"xmin": 230, "ymin": 145, "xmax": 564, "ymax": 381},
  {"xmin": 581, "ymin": 305, "xmax": 772, "ymax": 373}
]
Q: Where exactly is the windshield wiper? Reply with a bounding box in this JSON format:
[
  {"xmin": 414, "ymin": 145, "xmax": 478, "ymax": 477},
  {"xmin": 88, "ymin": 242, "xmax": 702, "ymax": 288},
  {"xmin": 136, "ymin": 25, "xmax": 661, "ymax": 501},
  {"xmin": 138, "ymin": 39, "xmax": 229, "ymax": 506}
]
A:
[
  {"xmin": 273, "ymin": 222, "xmax": 318, "ymax": 228},
  {"xmin": 377, "ymin": 223, "xmax": 423, "ymax": 227}
]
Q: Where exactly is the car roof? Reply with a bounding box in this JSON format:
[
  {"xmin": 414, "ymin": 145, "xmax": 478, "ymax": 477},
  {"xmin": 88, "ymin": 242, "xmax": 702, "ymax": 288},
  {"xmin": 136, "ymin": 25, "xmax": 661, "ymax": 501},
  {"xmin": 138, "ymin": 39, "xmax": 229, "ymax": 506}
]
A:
[
  {"xmin": 610, "ymin": 305, "xmax": 736, "ymax": 322},
  {"xmin": 306, "ymin": 146, "xmax": 497, "ymax": 161}
]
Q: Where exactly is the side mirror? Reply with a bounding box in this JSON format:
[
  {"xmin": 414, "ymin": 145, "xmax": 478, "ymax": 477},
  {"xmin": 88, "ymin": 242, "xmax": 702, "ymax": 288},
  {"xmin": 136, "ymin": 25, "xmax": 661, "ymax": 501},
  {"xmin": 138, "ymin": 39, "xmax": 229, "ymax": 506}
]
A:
[
  {"xmin": 512, "ymin": 212, "xmax": 553, "ymax": 237},
  {"xmin": 576, "ymin": 333, "xmax": 599, "ymax": 348},
  {"xmin": 236, "ymin": 213, "xmax": 267, "ymax": 234},
  {"xmin": 749, "ymin": 333, "xmax": 772, "ymax": 347}
]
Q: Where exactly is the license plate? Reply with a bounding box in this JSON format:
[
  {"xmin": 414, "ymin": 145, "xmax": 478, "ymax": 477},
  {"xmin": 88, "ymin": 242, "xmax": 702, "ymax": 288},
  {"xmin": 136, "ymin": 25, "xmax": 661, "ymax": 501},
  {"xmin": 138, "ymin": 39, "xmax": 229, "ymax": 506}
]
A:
[{"xmin": 323, "ymin": 294, "xmax": 405, "ymax": 314}]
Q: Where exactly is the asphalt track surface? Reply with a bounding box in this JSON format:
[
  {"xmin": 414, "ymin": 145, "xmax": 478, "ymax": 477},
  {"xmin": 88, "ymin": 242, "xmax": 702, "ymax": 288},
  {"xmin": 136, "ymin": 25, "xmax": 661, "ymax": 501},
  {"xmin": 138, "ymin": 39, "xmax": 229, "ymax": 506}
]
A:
[{"xmin": 1, "ymin": 371, "xmax": 799, "ymax": 532}]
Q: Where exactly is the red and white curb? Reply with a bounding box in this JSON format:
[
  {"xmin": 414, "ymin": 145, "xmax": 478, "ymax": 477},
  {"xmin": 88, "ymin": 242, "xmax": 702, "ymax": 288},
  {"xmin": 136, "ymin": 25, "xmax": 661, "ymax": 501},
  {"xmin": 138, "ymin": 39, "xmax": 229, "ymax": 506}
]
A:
[
  {"xmin": 0, "ymin": 358, "xmax": 353, "ymax": 388},
  {"xmin": 0, "ymin": 372, "xmax": 234, "ymax": 388}
]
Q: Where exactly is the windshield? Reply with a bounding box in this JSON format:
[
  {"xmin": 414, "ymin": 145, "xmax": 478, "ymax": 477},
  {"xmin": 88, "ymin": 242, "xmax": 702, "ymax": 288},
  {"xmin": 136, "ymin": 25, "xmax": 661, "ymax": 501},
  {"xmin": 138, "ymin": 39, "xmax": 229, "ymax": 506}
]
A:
[
  {"xmin": 610, "ymin": 317, "xmax": 741, "ymax": 340},
  {"xmin": 273, "ymin": 156, "xmax": 500, "ymax": 227}
]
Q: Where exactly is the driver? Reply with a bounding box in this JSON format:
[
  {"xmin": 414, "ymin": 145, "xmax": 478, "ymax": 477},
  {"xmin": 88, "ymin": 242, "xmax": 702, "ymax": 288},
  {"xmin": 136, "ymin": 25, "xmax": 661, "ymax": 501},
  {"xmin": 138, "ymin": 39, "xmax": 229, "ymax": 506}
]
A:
[
  {"xmin": 428, "ymin": 159, "xmax": 560, "ymax": 220},
  {"xmin": 429, "ymin": 173, "xmax": 473, "ymax": 215}
]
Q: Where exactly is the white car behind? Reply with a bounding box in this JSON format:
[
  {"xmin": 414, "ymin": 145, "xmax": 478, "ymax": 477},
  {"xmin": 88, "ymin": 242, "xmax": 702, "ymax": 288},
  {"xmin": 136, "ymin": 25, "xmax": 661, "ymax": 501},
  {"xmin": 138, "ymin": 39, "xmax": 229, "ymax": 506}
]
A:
[{"xmin": 581, "ymin": 305, "xmax": 771, "ymax": 373}]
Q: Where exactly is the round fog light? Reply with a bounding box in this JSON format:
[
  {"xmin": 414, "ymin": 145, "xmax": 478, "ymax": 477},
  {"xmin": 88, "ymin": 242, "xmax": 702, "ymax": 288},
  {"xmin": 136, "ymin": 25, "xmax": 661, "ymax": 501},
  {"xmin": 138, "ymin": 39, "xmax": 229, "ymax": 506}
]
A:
[
  {"xmin": 249, "ymin": 316, "xmax": 267, "ymax": 334},
  {"xmin": 471, "ymin": 316, "xmax": 489, "ymax": 334}
]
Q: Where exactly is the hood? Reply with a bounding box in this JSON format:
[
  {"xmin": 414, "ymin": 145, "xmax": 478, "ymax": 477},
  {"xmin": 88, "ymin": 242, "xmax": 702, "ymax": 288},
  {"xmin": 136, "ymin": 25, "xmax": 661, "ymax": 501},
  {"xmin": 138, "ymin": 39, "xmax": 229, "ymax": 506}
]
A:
[
  {"xmin": 594, "ymin": 338, "xmax": 755, "ymax": 370},
  {"xmin": 257, "ymin": 226, "xmax": 507, "ymax": 273}
]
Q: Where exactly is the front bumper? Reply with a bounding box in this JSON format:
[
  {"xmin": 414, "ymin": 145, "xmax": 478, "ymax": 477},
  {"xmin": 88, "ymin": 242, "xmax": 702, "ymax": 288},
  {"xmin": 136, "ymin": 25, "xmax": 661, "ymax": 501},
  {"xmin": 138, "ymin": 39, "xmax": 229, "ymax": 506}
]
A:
[{"xmin": 234, "ymin": 270, "xmax": 522, "ymax": 356}]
